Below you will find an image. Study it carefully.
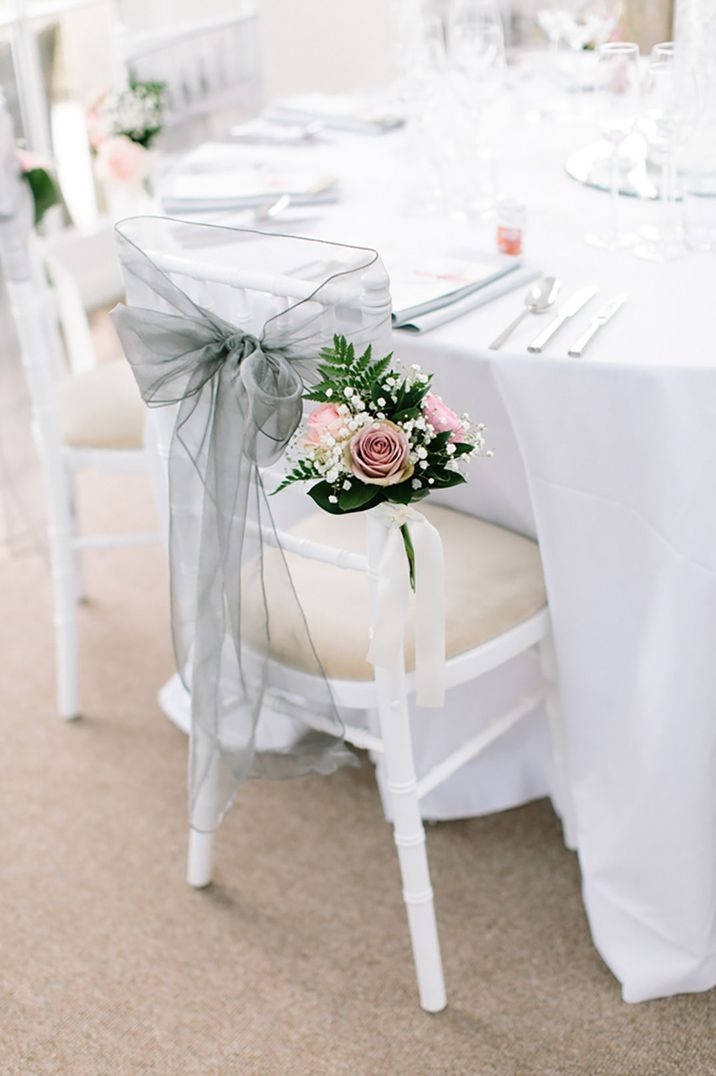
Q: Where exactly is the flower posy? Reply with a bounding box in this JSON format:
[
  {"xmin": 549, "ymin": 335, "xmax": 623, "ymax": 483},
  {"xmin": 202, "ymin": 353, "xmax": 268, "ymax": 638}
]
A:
[
  {"xmin": 86, "ymin": 78, "xmax": 165, "ymax": 154},
  {"xmin": 276, "ymin": 335, "xmax": 489, "ymax": 515}
]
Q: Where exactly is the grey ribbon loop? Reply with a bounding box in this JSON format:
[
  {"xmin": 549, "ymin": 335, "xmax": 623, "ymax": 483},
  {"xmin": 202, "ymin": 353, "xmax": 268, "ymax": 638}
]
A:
[{"xmin": 110, "ymin": 217, "xmax": 386, "ymax": 832}]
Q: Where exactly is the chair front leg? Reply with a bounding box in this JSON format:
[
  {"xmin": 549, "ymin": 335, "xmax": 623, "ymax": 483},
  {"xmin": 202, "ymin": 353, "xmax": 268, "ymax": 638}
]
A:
[
  {"xmin": 375, "ymin": 661, "xmax": 447, "ymax": 1013},
  {"xmin": 47, "ymin": 471, "xmax": 79, "ymax": 720}
]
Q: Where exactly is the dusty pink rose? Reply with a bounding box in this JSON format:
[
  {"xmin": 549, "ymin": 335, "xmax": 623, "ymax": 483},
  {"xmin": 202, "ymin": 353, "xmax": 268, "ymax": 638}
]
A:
[
  {"xmin": 303, "ymin": 403, "xmax": 346, "ymax": 447},
  {"xmin": 95, "ymin": 135, "xmax": 149, "ymax": 187},
  {"xmin": 347, "ymin": 421, "xmax": 413, "ymax": 487},
  {"xmin": 86, "ymin": 105, "xmax": 111, "ymax": 151},
  {"xmin": 422, "ymin": 394, "xmax": 464, "ymax": 442}
]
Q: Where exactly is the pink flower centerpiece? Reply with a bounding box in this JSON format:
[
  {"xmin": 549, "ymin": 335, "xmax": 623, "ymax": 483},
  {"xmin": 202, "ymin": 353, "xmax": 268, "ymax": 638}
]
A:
[{"xmin": 278, "ymin": 336, "xmax": 487, "ymax": 513}]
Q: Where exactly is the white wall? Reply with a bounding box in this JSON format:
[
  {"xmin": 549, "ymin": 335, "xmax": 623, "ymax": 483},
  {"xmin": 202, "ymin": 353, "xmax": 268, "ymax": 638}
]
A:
[{"xmin": 258, "ymin": 0, "xmax": 398, "ymax": 98}]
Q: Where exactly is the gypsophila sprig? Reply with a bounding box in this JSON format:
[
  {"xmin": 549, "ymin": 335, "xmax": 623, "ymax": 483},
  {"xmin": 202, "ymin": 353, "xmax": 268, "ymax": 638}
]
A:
[
  {"xmin": 274, "ymin": 335, "xmax": 489, "ymax": 519},
  {"xmin": 87, "ymin": 78, "xmax": 166, "ymax": 151}
]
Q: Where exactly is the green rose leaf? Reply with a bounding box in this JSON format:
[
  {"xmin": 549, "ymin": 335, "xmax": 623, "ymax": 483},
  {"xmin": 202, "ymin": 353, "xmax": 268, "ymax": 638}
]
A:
[{"xmin": 338, "ymin": 482, "xmax": 381, "ymax": 512}]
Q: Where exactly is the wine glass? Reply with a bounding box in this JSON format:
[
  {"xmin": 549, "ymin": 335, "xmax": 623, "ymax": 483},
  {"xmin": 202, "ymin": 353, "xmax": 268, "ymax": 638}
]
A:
[
  {"xmin": 446, "ymin": 0, "xmax": 506, "ymax": 211},
  {"xmin": 448, "ymin": 0, "xmax": 506, "ymax": 94},
  {"xmin": 635, "ymin": 43, "xmax": 697, "ymax": 261},
  {"xmin": 585, "ymin": 41, "xmax": 640, "ymax": 249},
  {"xmin": 536, "ymin": 0, "xmax": 620, "ymax": 113}
]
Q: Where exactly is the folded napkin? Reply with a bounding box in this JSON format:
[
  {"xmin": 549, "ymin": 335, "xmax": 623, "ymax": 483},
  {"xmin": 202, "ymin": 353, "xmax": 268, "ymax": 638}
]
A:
[
  {"xmin": 387, "ymin": 252, "xmax": 521, "ymax": 329},
  {"xmin": 265, "ymin": 94, "xmax": 405, "ymax": 135},
  {"xmin": 229, "ymin": 118, "xmax": 330, "ymax": 146},
  {"xmin": 394, "ymin": 265, "xmax": 540, "ymax": 333},
  {"xmin": 160, "ymin": 142, "xmax": 338, "ymax": 214}
]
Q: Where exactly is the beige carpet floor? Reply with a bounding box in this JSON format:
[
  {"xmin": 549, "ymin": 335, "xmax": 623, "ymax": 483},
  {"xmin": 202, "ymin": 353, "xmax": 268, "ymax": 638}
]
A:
[{"xmin": 1, "ymin": 326, "xmax": 716, "ymax": 1075}]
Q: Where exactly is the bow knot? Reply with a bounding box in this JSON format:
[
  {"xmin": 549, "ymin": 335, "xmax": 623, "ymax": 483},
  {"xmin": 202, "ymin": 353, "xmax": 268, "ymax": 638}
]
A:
[{"xmin": 224, "ymin": 330, "xmax": 259, "ymax": 362}]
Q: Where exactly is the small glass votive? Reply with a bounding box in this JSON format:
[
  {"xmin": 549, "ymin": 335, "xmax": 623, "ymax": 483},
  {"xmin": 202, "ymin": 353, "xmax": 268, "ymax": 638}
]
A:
[{"xmin": 496, "ymin": 196, "xmax": 525, "ymax": 256}]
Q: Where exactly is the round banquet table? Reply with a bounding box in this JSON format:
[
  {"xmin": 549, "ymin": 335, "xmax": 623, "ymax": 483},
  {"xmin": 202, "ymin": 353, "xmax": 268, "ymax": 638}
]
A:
[{"xmin": 150, "ymin": 88, "xmax": 716, "ymax": 1005}]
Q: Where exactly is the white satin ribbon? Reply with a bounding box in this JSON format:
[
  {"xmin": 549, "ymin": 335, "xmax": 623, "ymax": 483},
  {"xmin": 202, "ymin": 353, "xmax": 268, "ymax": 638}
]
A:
[{"xmin": 366, "ymin": 503, "xmax": 445, "ymax": 707}]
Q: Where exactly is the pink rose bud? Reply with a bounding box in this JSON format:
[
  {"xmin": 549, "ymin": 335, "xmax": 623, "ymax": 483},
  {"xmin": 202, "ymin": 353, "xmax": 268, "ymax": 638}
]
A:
[
  {"xmin": 16, "ymin": 149, "xmax": 49, "ymax": 173},
  {"xmin": 422, "ymin": 394, "xmax": 464, "ymax": 442},
  {"xmin": 303, "ymin": 403, "xmax": 346, "ymax": 447},
  {"xmin": 347, "ymin": 420, "xmax": 413, "ymax": 487}
]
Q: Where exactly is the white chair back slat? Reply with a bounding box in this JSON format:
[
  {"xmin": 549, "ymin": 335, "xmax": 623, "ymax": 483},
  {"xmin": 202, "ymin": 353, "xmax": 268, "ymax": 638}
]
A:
[{"xmin": 146, "ymin": 251, "xmax": 387, "ymax": 315}]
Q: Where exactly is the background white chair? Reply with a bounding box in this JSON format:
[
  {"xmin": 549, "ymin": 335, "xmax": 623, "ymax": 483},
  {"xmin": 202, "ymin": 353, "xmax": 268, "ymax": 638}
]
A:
[
  {"xmin": 0, "ymin": 94, "xmax": 159, "ymax": 721},
  {"xmin": 112, "ymin": 7, "xmax": 262, "ymax": 151},
  {"xmin": 119, "ymin": 231, "xmax": 577, "ymax": 1013}
]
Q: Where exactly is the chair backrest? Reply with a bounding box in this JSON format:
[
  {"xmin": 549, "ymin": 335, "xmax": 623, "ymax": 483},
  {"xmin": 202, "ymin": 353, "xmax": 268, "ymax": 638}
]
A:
[
  {"xmin": 113, "ymin": 9, "xmax": 262, "ymax": 139},
  {"xmin": 116, "ymin": 225, "xmax": 393, "ymax": 541},
  {"xmin": 0, "ymin": 90, "xmax": 71, "ymax": 510}
]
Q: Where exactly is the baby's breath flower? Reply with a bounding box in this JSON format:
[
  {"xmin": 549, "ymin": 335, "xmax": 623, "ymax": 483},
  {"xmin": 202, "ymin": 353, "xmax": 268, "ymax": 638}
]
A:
[
  {"xmin": 411, "ymin": 479, "xmax": 422, "ymax": 490},
  {"xmin": 328, "ymin": 495, "xmax": 338, "ymax": 504}
]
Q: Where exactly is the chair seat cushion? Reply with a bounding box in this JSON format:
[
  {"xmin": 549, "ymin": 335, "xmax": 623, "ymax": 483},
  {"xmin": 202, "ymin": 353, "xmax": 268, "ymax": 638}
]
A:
[
  {"xmin": 56, "ymin": 360, "xmax": 145, "ymax": 450},
  {"xmin": 247, "ymin": 504, "xmax": 546, "ymax": 682}
]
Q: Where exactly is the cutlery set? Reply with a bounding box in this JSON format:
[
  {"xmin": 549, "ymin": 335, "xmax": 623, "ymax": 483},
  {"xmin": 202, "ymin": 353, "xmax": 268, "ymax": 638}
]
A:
[{"xmin": 489, "ymin": 277, "xmax": 627, "ymax": 357}]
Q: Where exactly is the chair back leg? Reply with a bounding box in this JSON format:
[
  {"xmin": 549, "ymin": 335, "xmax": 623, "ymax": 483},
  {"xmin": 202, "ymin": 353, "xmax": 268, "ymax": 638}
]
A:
[{"xmin": 187, "ymin": 728, "xmax": 219, "ymax": 888}]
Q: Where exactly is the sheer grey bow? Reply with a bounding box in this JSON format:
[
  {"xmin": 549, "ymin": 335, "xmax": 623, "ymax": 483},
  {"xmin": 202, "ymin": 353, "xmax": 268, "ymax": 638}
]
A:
[{"xmin": 111, "ymin": 218, "xmax": 384, "ymax": 831}]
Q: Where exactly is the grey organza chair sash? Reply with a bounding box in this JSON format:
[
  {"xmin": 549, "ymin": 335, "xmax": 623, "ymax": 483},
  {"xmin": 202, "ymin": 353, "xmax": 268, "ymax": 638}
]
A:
[{"xmin": 111, "ymin": 218, "xmax": 389, "ymax": 830}]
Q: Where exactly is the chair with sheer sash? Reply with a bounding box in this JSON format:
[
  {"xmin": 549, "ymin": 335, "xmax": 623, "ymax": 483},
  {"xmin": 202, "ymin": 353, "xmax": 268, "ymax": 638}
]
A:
[
  {"xmin": 0, "ymin": 94, "xmax": 159, "ymax": 721},
  {"xmin": 112, "ymin": 218, "xmax": 576, "ymax": 1014}
]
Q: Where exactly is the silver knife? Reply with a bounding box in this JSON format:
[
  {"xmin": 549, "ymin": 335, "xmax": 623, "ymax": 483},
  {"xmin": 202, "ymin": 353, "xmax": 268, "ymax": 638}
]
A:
[
  {"xmin": 527, "ymin": 285, "xmax": 599, "ymax": 354},
  {"xmin": 567, "ymin": 293, "xmax": 627, "ymax": 357}
]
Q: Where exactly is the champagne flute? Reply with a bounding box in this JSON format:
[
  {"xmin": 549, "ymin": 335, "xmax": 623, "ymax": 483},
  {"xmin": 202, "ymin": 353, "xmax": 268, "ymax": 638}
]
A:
[
  {"xmin": 635, "ymin": 43, "xmax": 696, "ymax": 261},
  {"xmin": 585, "ymin": 41, "xmax": 640, "ymax": 249}
]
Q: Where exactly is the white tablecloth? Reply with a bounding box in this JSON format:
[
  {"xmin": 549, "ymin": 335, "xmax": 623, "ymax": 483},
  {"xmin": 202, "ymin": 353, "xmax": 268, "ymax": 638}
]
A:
[{"xmin": 152, "ymin": 94, "xmax": 716, "ymax": 1003}]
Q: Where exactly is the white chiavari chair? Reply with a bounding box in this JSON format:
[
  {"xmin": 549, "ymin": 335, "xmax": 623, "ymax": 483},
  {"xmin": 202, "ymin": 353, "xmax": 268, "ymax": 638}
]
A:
[
  {"xmin": 0, "ymin": 94, "xmax": 159, "ymax": 721},
  {"xmin": 119, "ymin": 233, "xmax": 576, "ymax": 1014},
  {"xmin": 112, "ymin": 6, "xmax": 262, "ymax": 150}
]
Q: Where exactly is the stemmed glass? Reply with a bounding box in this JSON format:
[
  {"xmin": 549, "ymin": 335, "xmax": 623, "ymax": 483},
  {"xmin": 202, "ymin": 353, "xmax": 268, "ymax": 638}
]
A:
[
  {"xmin": 635, "ymin": 43, "xmax": 696, "ymax": 261},
  {"xmin": 536, "ymin": 0, "xmax": 621, "ymax": 114},
  {"xmin": 448, "ymin": 0, "xmax": 506, "ymax": 103},
  {"xmin": 446, "ymin": 0, "xmax": 506, "ymax": 212},
  {"xmin": 585, "ymin": 41, "xmax": 640, "ymax": 249}
]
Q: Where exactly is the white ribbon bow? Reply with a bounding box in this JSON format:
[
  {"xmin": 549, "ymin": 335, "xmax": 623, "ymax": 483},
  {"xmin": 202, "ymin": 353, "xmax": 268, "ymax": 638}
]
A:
[{"xmin": 366, "ymin": 503, "xmax": 445, "ymax": 707}]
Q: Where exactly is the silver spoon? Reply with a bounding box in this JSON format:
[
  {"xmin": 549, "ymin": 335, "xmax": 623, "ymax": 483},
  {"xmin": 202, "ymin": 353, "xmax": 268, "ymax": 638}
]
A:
[{"xmin": 488, "ymin": 276, "xmax": 561, "ymax": 351}]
